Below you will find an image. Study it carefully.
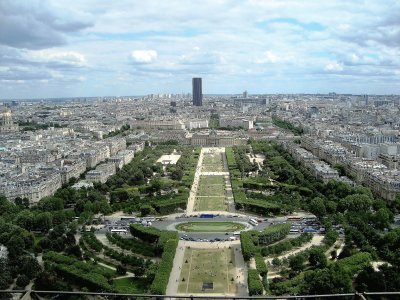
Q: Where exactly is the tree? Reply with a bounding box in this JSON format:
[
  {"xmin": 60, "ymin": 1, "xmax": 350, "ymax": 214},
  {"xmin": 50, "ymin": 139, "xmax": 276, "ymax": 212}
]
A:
[
  {"xmin": 303, "ymin": 264, "xmax": 352, "ymax": 294},
  {"xmin": 140, "ymin": 204, "xmax": 152, "ymax": 216},
  {"xmin": 271, "ymin": 257, "xmax": 282, "ymax": 268},
  {"xmin": 7, "ymin": 235, "xmax": 25, "ymax": 258},
  {"xmin": 16, "ymin": 275, "xmax": 30, "ymax": 288},
  {"xmin": 116, "ymin": 264, "xmax": 127, "ymax": 275},
  {"xmin": 374, "ymin": 208, "xmax": 392, "ymax": 230},
  {"xmin": 289, "ymin": 254, "xmax": 305, "ymax": 273},
  {"xmin": 308, "ymin": 247, "xmax": 327, "ymax": 269},
  {"xmin": 18, "ymin": 256, "xmax": 41, "ymax": 279},
  {"xmin": 309, "ymin": 197, "xmax": 327, "ymax": 218}
]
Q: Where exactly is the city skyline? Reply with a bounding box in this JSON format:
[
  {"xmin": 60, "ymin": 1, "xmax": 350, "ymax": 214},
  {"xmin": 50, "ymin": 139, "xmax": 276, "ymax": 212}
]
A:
[{"xmin": 1, "ymin": 0, "xmax": 399, "ymax": 99}]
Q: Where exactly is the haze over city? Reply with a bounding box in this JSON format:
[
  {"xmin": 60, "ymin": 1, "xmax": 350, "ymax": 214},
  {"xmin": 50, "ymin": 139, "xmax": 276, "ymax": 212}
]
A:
[{"xmin": 1, "ymin": 0, "xmax": 399, "ymax": 99}]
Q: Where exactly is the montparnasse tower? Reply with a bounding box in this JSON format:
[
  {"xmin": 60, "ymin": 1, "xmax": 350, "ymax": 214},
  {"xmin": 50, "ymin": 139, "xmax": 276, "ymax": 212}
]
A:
[{"xmin": 0, "ymin": 106, "xmax": 19, "ymax": 132}]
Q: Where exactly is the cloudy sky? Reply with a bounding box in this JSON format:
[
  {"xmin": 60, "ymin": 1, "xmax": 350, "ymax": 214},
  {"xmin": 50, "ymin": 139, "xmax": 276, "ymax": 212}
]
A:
[{"xmin": 0, "ymin": 0, "xmax": 399, "ymax": 98}]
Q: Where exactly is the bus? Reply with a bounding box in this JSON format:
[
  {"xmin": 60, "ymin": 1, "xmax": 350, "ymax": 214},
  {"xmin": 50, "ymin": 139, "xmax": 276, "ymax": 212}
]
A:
[
  {"xmin": 287, "ymin": 216, "xmax": 303, "ymax": 222},
  {"xmin": 120, "ymin": 216, "xmax": 139, "ymax": 223},
  {"xmin": 110, "ymin": 229, "xmax": 128, "ymax": 235},
  {"xmin": 249, "ymin": 218, "xmax": 258, "ymax": 226}
]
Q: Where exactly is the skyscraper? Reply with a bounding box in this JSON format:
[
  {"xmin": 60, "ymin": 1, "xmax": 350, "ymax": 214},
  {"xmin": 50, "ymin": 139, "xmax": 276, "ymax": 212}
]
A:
[{"xmin": 192, "ymin": 77, "xmax": 202, "ymax": 106}]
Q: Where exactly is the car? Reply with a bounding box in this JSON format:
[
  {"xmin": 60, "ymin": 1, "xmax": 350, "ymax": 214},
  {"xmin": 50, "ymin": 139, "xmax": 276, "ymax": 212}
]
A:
[{"xmin": 225, "ymin": 232, "xmax": 229, "ymax": 235}]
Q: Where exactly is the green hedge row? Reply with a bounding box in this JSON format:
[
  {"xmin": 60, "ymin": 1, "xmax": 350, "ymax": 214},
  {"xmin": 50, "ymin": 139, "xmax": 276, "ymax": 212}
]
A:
[
  {"xmin": 261, "ymin": 233, "xmax": 313, "ymax": 256},
  {"xmin": 130, "ymin": 224, "xmax": 162, "ymax": 244},
  {"xmin": 43, "ymin": 251, "xmax": 115, "ymax": 292},
  {"xmin": 129, "ymin": 223, "xmax": 178, "ymax": 255},
  {"xmin": 258, "ymin": 223, "xmax": 290, "ymax": 245},
  {"xmin": 106, "ymin": 232, "xmax": 157, "ymax": 257},
  {"xmin": 248, "ymin": 269, "xmax": 263, "ymax": 296},
  {"xmin": 149, "ymin": 238, "xmax": 178, "ymax": 294},
  {"xmin": 243, "ymin": 181, "xmax": 278, "ymax": 191},
  {"xmin": 82, "ymin": 233, "xmax": 103, "ymax": 252},
  {"xmin": 255, "ymin": 254, "xmax": 268, "ymax": 277},
  {"xmin": 235, "ymin": 197, "xmax": 282, "ymax": 215},
  {"xmin": 152, "ymin": 196, "xmax": 187, "ymax": 215},
  {"xmin": 103, "ymin": 247, "xmax": 146, "ymax": 268},
  {"xmin": 53, "ymin": 263, "xmax": 115, "ymax": 292},
  {"xmin": 336, "ymin": 252, "xmax": 372, "ymax": 275},
  {"xmin": 43, "ymin": 251, "xmax": 115, "ymax": 278},
  {"xmin": 240, "ymin": 232, "xmax": 257, "ymax": 261}
]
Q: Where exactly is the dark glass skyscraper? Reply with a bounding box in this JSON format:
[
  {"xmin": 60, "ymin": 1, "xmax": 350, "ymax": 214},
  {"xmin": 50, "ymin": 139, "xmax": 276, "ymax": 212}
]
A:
[{"xmin": 192, "ymin": 77, "xmax": 202, "ymax": 106}]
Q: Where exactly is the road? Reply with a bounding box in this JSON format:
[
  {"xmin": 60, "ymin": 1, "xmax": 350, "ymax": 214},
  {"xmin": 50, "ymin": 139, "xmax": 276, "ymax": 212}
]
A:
[{"xmin": 96, "ymin": 213, "xmax": 290, "ymax": 241}]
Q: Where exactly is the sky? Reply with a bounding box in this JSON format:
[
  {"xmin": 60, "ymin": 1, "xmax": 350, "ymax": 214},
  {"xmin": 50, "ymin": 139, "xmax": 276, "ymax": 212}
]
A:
[{"xmin": 0, "ymin": 0, "xmax": 399, "ymax": 99}]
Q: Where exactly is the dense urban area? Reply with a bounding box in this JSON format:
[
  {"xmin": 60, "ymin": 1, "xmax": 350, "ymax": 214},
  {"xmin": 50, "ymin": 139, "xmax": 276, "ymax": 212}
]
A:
[{"xmin": 1, "ymin": 92, "xmax": 400, "ymax": 298}]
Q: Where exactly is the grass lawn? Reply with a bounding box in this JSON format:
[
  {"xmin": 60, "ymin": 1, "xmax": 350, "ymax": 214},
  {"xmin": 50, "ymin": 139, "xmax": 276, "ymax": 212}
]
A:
[
  {"xmin": 178, "ymin": 248, "xmax": 237, "ymax": 294},
  {"xmin": 197, "ymin": 176, "xmax": 226, "ymax": 197},
  {"xmin": 113, "ymin": 277, "xmax": 148, "ymax": 294},
  {"xmin": 194, "ymin": 196, "xmax": 227, "ymax": 211},
  {"xmin": 176, "ymin": 222, "xmax": 245, "ymax": 232},
  {"xmin": 202, "ymin": 153, "xmax": 225, "ymax": 172}
]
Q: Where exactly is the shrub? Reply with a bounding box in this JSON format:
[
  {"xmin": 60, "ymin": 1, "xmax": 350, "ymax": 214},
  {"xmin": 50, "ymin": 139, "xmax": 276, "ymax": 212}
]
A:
[
  {"xmin": 248, "ymin": 269, "xmax": 263, "ymax": 296},
  {"xmin": 255, "ymin": 254, "xmax": 268, "ymax": 277}
]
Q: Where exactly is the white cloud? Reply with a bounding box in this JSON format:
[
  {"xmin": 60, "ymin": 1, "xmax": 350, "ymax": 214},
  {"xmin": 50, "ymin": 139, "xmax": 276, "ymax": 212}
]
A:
[
  {"xmin": 130, "ymin": 50, "xmax": 157, "ymax": 63},
  {"xmin": 324, "ymin": 61, "xmax": 343, "ymax": 72},
  {"xmin": 255, "ymin": 51, "xmax": 280, "ymax": 64},
  {"xmin": 27, "ymin": 50, "xmax": 87, "ymax": 67}
]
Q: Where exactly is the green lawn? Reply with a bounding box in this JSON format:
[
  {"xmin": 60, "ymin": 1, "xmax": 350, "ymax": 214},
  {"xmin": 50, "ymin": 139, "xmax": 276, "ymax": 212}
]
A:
[
  {"xmin": 176, "ymin": 222, "xmax": 245, "ymax": 232},
  {"xmin": 178, "ymin": 248, "xmax": 237, "ymax": 294},
  {"xmin": 197, "ymin": 176, "xmax": 226, "ymax": 197},
  {"xmin": 195, "ymin": 176, "xmax": 227, "ymax": 211},
  {"xmin": 201, "ymin": 153, "xmax": 225, "ymax": 172},
  {"xmin": 113, "ymin": 277, "xmax": 148, "ymax": 294},
  {"xmin": 194, "ymin": 196, "xmax": 227, "ymax": 211}
]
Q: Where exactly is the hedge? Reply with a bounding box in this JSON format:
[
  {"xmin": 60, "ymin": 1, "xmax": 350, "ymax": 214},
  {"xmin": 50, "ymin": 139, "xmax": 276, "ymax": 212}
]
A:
[
  {"xmin": 336, "ymin": 252, "xmax": 372, "ymax": 275},
  {"xmin": 258, "ymin": 223, "xmax": 290, "ymax": 245},
  {"xmin": 82, "ymin": 233, "xmax": 103, "ymax": 252},
  {"xmin": 43, "ymin": 251, "xmax": 115, "ymax": 292},
  {"xmin": 102, "ymin": 247, "xmax": 146, "ymax": 269},
  {"xmin": 149, "ymin": 238, "xmax": 178, "ymax": 294},
  {"xmin": 248, "ymin": 269, "xmax": 263, "ymax": 296},
  {"xmin": 240, "ymin": 232, "xmax": 257, "ymax": 261},
  {"xmin": 129, "ymin": 224, "xmax": 178, "ymax": 255},
  {"xmin": 106, "ymin": 232, "xmax": 157, "ymax": 257},
  {"xmin": 235, "ymin": 198, "xmax": 282, "ymax": 215},
  {"xmin": 53, "ymin": 263, "xmax": 115, "ymax": 292},
  {"xmin": 130, "ymin": 224, "xmax": 162, "ymax": 244},
  {"xmin": 255, "ymin": 254, "xmax": 268, "ymax": 277},
  {"xmin": 261, "ymin": 233, "xmax": 312, "ymax": 256},
  {"xmin": 43, "ymin": 251, "xmax": 115, "ymax": 279},
  {"xmin": 152, "ymin": 196, "xmax": 187, "ymax": 214}
]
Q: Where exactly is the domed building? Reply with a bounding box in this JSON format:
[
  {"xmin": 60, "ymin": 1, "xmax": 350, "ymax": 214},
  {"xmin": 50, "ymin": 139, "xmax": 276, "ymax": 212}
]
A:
[{"xmin": 0, "ymin": 107, "xmax": 19, "ymax": 132}]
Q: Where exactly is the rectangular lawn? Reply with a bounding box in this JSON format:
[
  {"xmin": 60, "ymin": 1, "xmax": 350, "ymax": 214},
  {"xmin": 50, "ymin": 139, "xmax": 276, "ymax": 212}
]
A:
[
  {"xmin": 178, "ymin": 248, "xmax": 237, "ymax": 294},
  {"xmin": 202, "ymin": 153, "xmax": 225, "ymax": 172},
  {"xmin": 197, "ymin": 176, "xmax": 225, "ymax": 197},
  {"xmin": 194, "ymin": 196, "xmax": 227, "ymax": 211}
]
